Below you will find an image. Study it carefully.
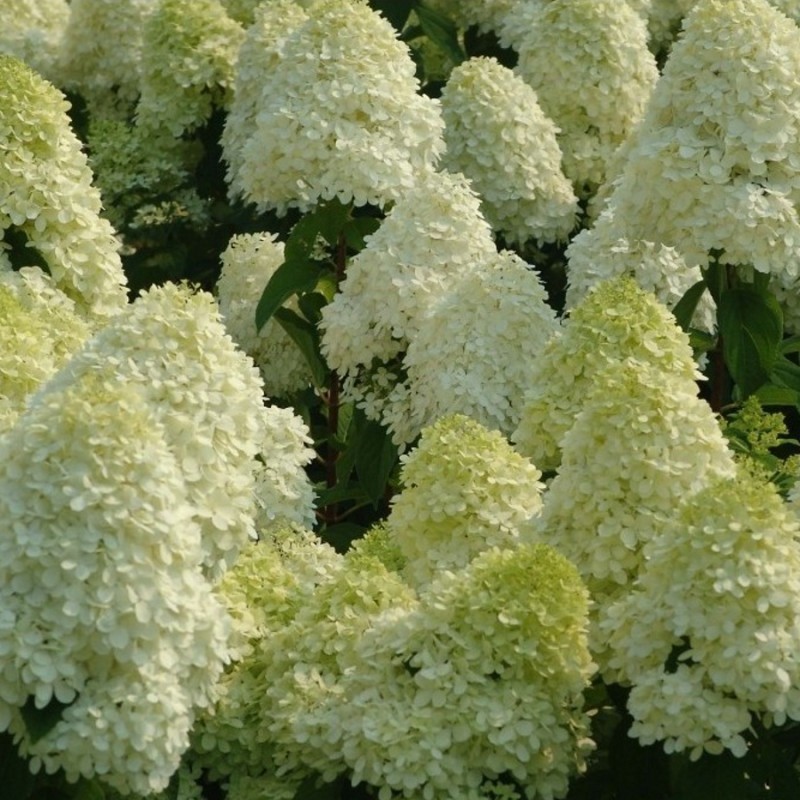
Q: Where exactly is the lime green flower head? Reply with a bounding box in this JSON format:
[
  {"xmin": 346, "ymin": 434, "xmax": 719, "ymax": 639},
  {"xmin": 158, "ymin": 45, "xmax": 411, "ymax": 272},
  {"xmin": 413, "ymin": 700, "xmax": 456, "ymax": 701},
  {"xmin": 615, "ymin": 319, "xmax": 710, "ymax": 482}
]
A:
[
  {"xmin": 0, "ymin": 55, "xmax": 128, "ymax": 320},
  {"xmin": 387, "ymin": 414, "xmax": 544, "ymax": 589},
  {"xmin": 513, "ymin": 276, "xmax": 702, "ymax": 471},
  {"xmin": 337, "ymin": 543, "xmax": 595, "ymax": 800},
  {"xmin": 604, "ymin": 474, "xmax": 800, "ymax": 758}
]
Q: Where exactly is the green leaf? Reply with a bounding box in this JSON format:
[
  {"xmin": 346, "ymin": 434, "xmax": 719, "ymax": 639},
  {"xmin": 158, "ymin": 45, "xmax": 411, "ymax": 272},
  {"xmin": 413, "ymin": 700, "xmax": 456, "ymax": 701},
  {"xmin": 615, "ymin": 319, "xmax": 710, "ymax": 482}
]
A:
[
  {"xmin": 72, "ymin": 779, "xmax": 106, "ymax": 800},
  {"xmin": 354, "ymin": 417, "xmax": 399, "ymax": 507},
  {"xmin": 368, "ymin": 0, "xmax": 414, "ymax": 32},
  {"xmin": 284, "ymin": 199, "xmax": 351, "ymax": 263},
  {"xmin": 0, "ymin": 731, "xmax": 35, "ymax": 799},
  {"xmin": 780, "ymin": 334, "xmax": 800, "ymax": 355},
  {"xmin": 701, "ymin": 260, "xmax": 727, "ymax": 304},
  {"xmin": 343, "ymin": 216, "xmax": 381, "ymax": 252},
  {"xmin": 718, "ymin": 287, "xmax": 783, "ymax": 397},
  {"xmin": 297, "ymin": 291, "xmax": 328, "ymax": 325},
  {"xmin": 415, "ymin": 2, "xmax": 466, "ymax": 65},
  {"xmin": 315, "ymin": 481, "xmax": 371, "ymax": 508},
  {"xmin": 669, "ymin": 751, "xmax": 750, "ymax": 800},
  {"xmin": 274, "ymin": 307, "xmax": 329, "ymax": 388},
  {"xmin": 755, "ymin": 383, "xmax": 800, "ymax": 408},
  {"xmin": 671, "ymin": 280, "xmax": 707, "ymax": 332},
  {"xmin": 319, "ymin": 522, "xmax": 368, "ymax": 554},
  {"xmin": 20, "ymin": 696, "xmax": 73, "ymax": 745},
  {"xmin": 255, "ymin": 258, "xmax": 320, "ymax": 331},
  {"xmin": 291, "ymin": 773, "xmax": 344, "ymax": 800}
]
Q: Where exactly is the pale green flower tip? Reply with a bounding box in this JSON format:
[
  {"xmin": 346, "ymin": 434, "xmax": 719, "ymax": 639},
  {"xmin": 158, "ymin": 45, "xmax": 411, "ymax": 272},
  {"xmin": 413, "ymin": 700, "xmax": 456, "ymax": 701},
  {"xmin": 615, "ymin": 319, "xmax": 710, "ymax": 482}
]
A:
[{"xmin": 346, "ymin": 524, "xmax": 408, "ymax": 574}]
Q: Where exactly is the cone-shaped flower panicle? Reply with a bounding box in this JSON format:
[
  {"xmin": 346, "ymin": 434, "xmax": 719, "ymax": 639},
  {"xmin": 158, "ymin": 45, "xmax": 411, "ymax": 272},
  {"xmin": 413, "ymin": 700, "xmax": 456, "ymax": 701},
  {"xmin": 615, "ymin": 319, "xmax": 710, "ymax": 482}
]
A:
[
  {"xmin": 335, "ymin": 542, "xmax": 595, "ymax": 800},
  {"xmin": 0, "ymin": 55, "xmax": 128, "ymax": 320},
  {"xmin": 591, "ymin": 0, "xmax": 800, "ymax": 293},
  {"xmin": 136, "ymin": 0, "xmax": 245, "ymax": 138},
  {"xmin": 440, "ymin": 56, "xmax": 578, "ymax": 246},
  {"xmin": 603, "ymin": 474, "xmax": 800, "ymax": 759},
  {"xmin": 57, "ymin": 0, "xmax": 159, "ymax": 115},
  {"xmin": 514, "ymin": 0, "xmax": 658, "ymax": 194},
  {"xmin": 513, "ymin": 276, "xmax": 702, "ymax": 471},
  {"xmin": 231, "ymin": 0, "xmax": 444, "ymax": 213},
  {"xmin": 401, "ymin": 249, "xmax": 559, "ymax": 439},
  {"xmin": 386, "ymin": 414, "xmax": 545, "ymax": 590},
  {"xmin": 35, "ymin": 282, "xmax": 286, "ymax": 577}
]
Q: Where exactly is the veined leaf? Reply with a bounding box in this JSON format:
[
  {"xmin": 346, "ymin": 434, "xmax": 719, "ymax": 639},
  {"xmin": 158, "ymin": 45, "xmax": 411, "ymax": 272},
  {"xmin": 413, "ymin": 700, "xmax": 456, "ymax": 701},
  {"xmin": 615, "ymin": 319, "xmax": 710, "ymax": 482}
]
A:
[
  {"xmin": 415, "ymin": 2, "xmax": 466, "ymax": 65},
  {"xmin": 255, "ymin": 258, "xmax": 320, "ymax": 332},
  {"xmin": 284, "ymin": 199, "xmax": 351, "ymax": 263},
  {"xmin": 672, "ymin": 279, "xmax": 707, "ymax": 332},
  {"xmin": 274, "ymin": 307, "xmax": 329, "ymax": 388},
  {"xmin": 354, "ymin": 417, "xmax": 399, "ymax": 507},
  {"xmin": 718, "ymin": 287, "xmax": 783, "ymax": 397}
]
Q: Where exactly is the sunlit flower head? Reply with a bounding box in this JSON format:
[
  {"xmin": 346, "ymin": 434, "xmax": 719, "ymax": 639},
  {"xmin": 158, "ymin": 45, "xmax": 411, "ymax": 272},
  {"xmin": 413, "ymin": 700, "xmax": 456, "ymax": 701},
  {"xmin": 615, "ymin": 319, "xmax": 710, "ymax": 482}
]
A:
[
  {"xmin": 232, "ymin": 0, "xmax": 445, "ymax": 213},
  {"xmin": 440, "ymin": 56, "xmax": 578, "ymax": 246}
]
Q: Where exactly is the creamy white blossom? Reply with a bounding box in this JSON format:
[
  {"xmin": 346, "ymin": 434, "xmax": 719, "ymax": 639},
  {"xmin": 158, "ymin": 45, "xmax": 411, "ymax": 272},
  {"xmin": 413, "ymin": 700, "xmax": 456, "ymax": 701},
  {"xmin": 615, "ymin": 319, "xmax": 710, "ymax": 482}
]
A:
[
  {"xmin": 514, "ymin": 0, "xmax": 658, "ymax": 194},
  {"xmin": 320, "ymin": 170, "xmax": 497, "ymax": 444},
  {"xmin": 217, "ymin": 232, "xmax": 312, "ymax": 397},
  {"xmin": 337, "ymin": 543, "xmax": 595, "ymax": 800},
  {"xmin": 0, "ymin": 267, "xmax": 90, "ymax": 434},
  {"xmin": 58, "ymin": 0, "xmax": 159, "ymax": 115},
  {"xmin": 233, "ymin": 0, "xmax": 445, "ymax": 213},
  {"xmin": 386, "ymin": 414, "xmax": 544, "ymax": 590},
  {"xmin": 513, "ymin": 277, "xmax": 703, "ymax": 471},
  {"xmin": 604, "ymin": 475, "xmax": 800, "ymax": 757},
  {"xmin": 0, "ymin": 55, "xmax": 128, "ymax": 320},
  {"xmin": 222, "ymin": 0, "xmax": 310, "ymax": 200},
  {"xmin": 590, "ymin": 0, "xmax": 800, "ymax": 303},
  {"xmin": 402, "ymin": 250, "xmax": 559, "ymax": 438},
  {"xmin": 0, "ymin": 372, "xmax": 231, "ymax": 795},
  {"xmin": 36, "ymin": 282, "xmax": 275, "ymax": 577},
  {"xmin": 0, "ymin": 0, "xmax": 69, "ymax": 80},
  {"xmin": 440, "ymin": 56, "xmax": 577, "ymax": 245},
  {"xmin": 136, "ymin": 0, "xmax": 245, "ymax": 137}
]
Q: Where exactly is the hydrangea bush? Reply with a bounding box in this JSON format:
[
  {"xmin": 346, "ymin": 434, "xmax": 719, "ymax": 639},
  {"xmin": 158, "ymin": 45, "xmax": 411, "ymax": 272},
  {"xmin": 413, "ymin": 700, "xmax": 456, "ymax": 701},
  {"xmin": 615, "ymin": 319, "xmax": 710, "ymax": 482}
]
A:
[{"xmin": 3, "ymin": 0, "xmax": 800, "ymax": 798}]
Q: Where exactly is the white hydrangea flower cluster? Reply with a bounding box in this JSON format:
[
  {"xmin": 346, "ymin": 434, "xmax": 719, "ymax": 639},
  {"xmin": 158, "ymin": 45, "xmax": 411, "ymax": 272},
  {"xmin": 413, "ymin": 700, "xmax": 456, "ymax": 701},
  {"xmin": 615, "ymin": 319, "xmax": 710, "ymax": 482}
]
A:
[
  {"xmin": 513, "ymin": 277, "xmax": 703, "ymax": 471},
  {"xmin": 136, "ymin": 0, "xmax": 245, "ymax": 138},
  {"xmin": 189, "ymin": 529, "xmax": 342, "ymax": 796},
  {"xmin": 322, "ymin": 170, "xmax": 494, "ymax": 375},
  {"xmin": 336, "ymin": 543, "xmax": 595, "ymax": 800},
  {"xmin": 217, "ymin": 232, "xmax": 312, "ymax": 397},
  {"xmin": 513, "ymin": 0, "xmax": 658, "ymax": 194},
  {"xmin": 0, "ymin": 55, "xmax": 128, "ymax": 320},
  {"xmin": 57, "ymin": 0, "xmax": 159, "ymax": 116},
  {"xmin": 531, "ymin": 361, "xmax": 736, "ymax": 654},
  {"xmin": 231, "ymin": 0, "xmax": 445, "ymax": 213},
  {"xmin": 565, "ymin": 215, "xmax": 716, "ymax": 332},
  {"xmin": 385, "ymin": 414, "xmax": 545, "ymax": 589},
  {"xmin": 222, "ymin": 0, "xmax": 310, "ymax": 199},
  {"xmin": 440, "ymin": 57, "xmax": 578, "ymax": 246},
  {"xmin": 0, "ymin": 0, "xmax": 70, "ymax": 81},
  {"xmin": 0, "ymin": 371, "xmax": 232, "ymax": 795},
  {"xmin": 401, "ymin": 250, "xmax": 559, "ymax": 438},
  {"xmin": 253, "ymin": 406, "xmax": 317, "ymax": 531},
  {"xmin": 38, "ymin": 282, "xmax": 285, "ymax": 577},
  {"xmin": 0, "ymin": 267, "xmax": 91, "ymax": 433},
  {"xmin": 588, "ymin": 0, "xmax": 800, "ymax": 299},
  {"xmin": 324, "ymin": 171, "xmax": 556, "ymax": 445},
  {"xmin": 603, "ymin": 475, "xmax": 800, "ymax": 758}
]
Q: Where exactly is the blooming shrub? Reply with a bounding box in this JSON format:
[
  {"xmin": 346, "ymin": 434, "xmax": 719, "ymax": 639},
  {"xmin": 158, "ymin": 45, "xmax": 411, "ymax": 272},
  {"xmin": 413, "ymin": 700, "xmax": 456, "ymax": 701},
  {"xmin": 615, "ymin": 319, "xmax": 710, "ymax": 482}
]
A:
[{"xmin": 5, "ymin": 0, "xmax": 800, "ymax": 797}]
